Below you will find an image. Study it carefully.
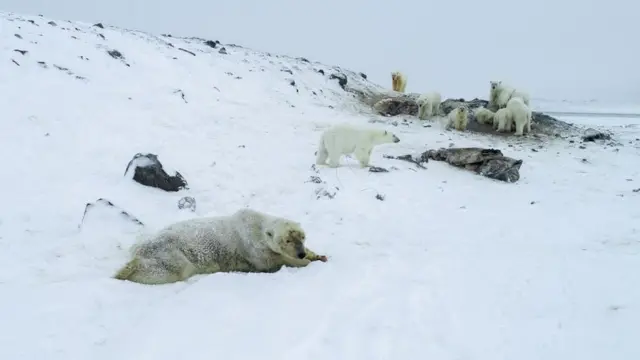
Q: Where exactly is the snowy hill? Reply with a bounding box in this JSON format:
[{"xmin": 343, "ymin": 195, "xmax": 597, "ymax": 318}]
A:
[{"xmin": 1, "ymin": 11, "xmax": 639, "ymax": 360}]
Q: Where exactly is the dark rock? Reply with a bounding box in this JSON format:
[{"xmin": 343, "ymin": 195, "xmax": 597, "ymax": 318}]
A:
[
  {"xmin": 78, "ymin": 198, "xmax": 144, "ymax": 230},
  {"xmin": 219, "ymin": 47, "xmax": 227, "ymax": 54},
  {"xmin": 124, "ymin": 153, "xmax": 188, "ymax": 192},
  {"xmin": 47, "ymin": 21, "xmax": 57, "ymax": 26},
  {"xmin": 359, "ymin": 72, "xmax": 368, "ymax": 80},
  {"xmin": 289, "ymin": 80, "xmax": 296, "ymax": 86},
  {"xmin": 177, "ymin": 196, "xmax": 196, "ymax": 212},
  {"xmin": 423, "ymin": 147, "xmax": 522, "ymax": 183},
  {"xmin": 13, "ymin": 49, "xmax": 27, "ymax": 55},
  {"xmin": 375, "ymin": 193, "xmax": 385, "ymax": 201},
  {"xmin": 11, "ymin": 59, "xmax": 20, "ymax": 66},
  {"xmin": 281, "ymin": 68, "xmax": 293, "ymax": 74},
  {"xmin": 37, "ymin": 61, "xmax": 47, "ymax": 68},
  {"xmin": 329, "ymin": 72, "xmax": 348, "ymax": 90},
  {"xmin": 203, "ymin": 40, "xmax": 218, "ymax": 48},
  {"xmin": 317, "ymin": 69, "xmax": 325, "ymax": 75},
  {"xmin": 178, "ymin": 48, "xmax": 196, "ymax": 56},
  {"xmin": 98, "ymin": 33, "xmax": 106, "ymax": 40},
  {"xmin": 298, "ymin": 57, "xmax": 310, "ymax": 63},
  {"xmin": 582, "ymin": 128, "xmax": 612, "ymax": 142},
  {"xmin": 14, "ymin": 34, "xmax": 22, "ymax": 39},
  {"xmin": 368, "ymin": 166, "xmax": 389, "ymax": 173},
  {"xmin": 27, "ymin": 20, "xmax": 38, "ymax": 26},
  {"xmin": 93, "ymin": 23, "xmax": 104, "ymax": 29},
  {"xmin": 107, "ymin": 49, "xmax": 124, "ymax": 60}
]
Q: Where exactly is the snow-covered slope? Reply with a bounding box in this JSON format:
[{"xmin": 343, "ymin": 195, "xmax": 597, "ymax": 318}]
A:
[{"xmin": 1, "ymin": 12, "xmax": 639, "ymax": 360}]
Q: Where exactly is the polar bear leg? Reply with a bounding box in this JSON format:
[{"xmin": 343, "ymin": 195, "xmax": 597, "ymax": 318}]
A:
[
  {"xmin": 526, "ymin": 115, "xmax": 532, "ymax": 133},
  {"xmin": 281, "ymin": 254, "xmax": 311, "ymax": 268},
  {"xmin": 327, "ymin": 150, "xmax": 341, "ymax": 168},
  {"xmin": 316, "ymin": 141, "xmax": 329, "ymax": 165},
  {"xmin": 418, "ymin": 103, "xmax": 426, "ymax": 120},
  {"xmin": 513, "ymin": 115, "xmax": 526, "ymax": 136},
  {"xmin": 303, "ymin": 246, "xmax": 325, "ymax": 261},
  {"xmin": 116, "ymin": 250, "xmax": 198, "ymax": 285},
  {"xmin": 432, "ymin": 100, "xmax": 440, "ymax": 117},
  {"xmin": 354, "ymin": 146, "xmax": 372, "ymax": 167}
]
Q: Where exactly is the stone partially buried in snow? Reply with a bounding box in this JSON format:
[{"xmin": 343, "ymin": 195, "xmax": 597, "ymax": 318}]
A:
[
  {"xmin": 124, "ymin": 153, "xmax": 188, "ymax": 192},
  {"xmin": 423, "ymin": 147, "xmax": 523, "ymax": 183}
]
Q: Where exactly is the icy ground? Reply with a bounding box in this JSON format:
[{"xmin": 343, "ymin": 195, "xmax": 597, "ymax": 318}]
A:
[{"xmin": 1, "ymin": 12, "xmax": 639, "ymax": 360}]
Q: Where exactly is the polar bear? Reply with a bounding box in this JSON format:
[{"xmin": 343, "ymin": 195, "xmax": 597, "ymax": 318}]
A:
[
  {"xmin": 391, "ymin": 71, "xmax": 407, "ymax": 93},
  {"xmin": 506, "ymin": 97, "xmax": 532, "ymax": 136},
  {"xmin": 473, "ymin": 107, "xmax": 495, "ymax": 125},
  {"xmin": 315, "ymin": 124, "xmax": 400, "ymax": 168},
  {"xmin": 488, "ymin": 81, "xmax": 530, "ymax": 111},
  {"xmin": 493, "ymin": 108, "xmax": 513, "ymax": 132},
  {"xmin": 113, "ymin": 208, "xmax": 327, "ymax": 285},
  {"xmin": 417, "ymin": 91, "xmax": 442, "ymax": 120},
  {"xmin": 446, "ymin": 105, "xmax": 469, "ymax": 131}
]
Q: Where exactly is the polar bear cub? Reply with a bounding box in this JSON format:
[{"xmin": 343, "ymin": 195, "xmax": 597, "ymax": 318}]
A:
[
  {"xmin": 506, "ymin": 97, "xmax": 532, "ymax": 135},
  {"xmin": 489, "ymin": 81, "xmax": 530, "ymax": 111},
  {"xmin": 494, "ymin": 108, "xmax": 513, "ymax": 132},
  {"xmin": 473, "ymin": 107, "xmax": 495, "ymax": 125},
  {"xmin": 316, "ymin": 124, "xmax": 400, "ymax": 168},
  {"xmin": 391, "ymin": 71, "xmax": 407, "ymax": 93},
  {"xmin": 113, "ymin": 208, "xmax": 327, "ymax": 285},
  {"xmin": 446, "ymin": 105, "xmax": 469, "ymax": 131},
  {"xmin": 417, "ymin": 91, "xmax": 442, "ymax": 120}
]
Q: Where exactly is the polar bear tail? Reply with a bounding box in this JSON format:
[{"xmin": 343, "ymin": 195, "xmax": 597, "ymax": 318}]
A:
[{"xmin": 113, "ymin": 258, "xmax": 140, "ymax": 280}]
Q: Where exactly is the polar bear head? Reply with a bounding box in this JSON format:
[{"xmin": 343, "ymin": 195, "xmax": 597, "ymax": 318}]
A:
[
  {"xmin": 490, "ymin": 81, "xmax": 502, "ymax": 91},
  {"xmin": 265, "ymin": 221, "xmax": 307, "ymax": 259},
  {"xmin": 371, "ymin": 129, "xmax": 400, "ymax": 146}
]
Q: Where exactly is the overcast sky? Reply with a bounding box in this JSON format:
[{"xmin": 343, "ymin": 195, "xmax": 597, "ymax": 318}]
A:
[{"xmin": 3, "ymin": 0, "xmax": 638, "ymax": 103}]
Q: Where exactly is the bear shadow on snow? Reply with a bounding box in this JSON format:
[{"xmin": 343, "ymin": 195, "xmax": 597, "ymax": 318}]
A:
[{"xmin": 124, "ymin": 153, "xmax": 188, "ymax": 192}]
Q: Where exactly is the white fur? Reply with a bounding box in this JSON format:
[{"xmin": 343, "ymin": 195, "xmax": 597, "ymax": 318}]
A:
[
  {"xmin": 416, "ymin": 91, "xmax": 442, "ymax": 120},
  {"xmin": 506, "ymin": 97, "xmax": 532, "ymax": 135},
  {"xmin": 446, "ymin": 106, "xmax": 469, "ymax": 131},
  {"xmin": 316, "ymin": 124, "xmax": 400, "ymax": 168},
  {"xmin": 114, "ymin": 209, "xmax": 320, "ymax": 284},
  {"xmin": 494, "ymin": 108, "xmax": 513, "ymax": 132},
  {"xmin": 391, "ymin": 71, "xmax": 407, "ymax": 93},
  {"xmin": 473, "ymin": 107, "xmax": 495, "ymax": 125},
  {"xmin": 489, "ymin": 81, "xmax": 530, "ymax": 110}
]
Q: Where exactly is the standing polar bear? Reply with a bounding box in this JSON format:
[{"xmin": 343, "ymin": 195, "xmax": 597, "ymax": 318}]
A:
[
  {"xmin": 391, "ymin": 71, "xmax": 407, "ymax": 93},
  {"xmin": 446, "ymin": 105, "xmax": 469, "ymax": 131},
  {"xmin": 417, "ymin": 91, "xmax": 442, "ymax": 120},
  {"xmin": 488, "ymin": 81, "xmax": 530, "ymax": 111},
  {"xmin": 494, "ymin": 108, "xmax": 513, "ymax": 132},
  {"xmin": 506, "ymin": 97, "xmax": 532, "ymax": 135},
  {"xmin": 113, "ymin": 208, "xmax": 328, "ymax": 285},
  {"xmin": 473, "ymin": 107, "xmax": 495, "ymax": 125},
  {"xmin": 316, "ymin": 124, "xmax": 400, "ymax": 168}
]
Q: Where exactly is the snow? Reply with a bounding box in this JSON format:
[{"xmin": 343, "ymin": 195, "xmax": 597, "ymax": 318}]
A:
[{"xmin": 1, "ymin": 11, "xmax": 639, "ymax": 360}]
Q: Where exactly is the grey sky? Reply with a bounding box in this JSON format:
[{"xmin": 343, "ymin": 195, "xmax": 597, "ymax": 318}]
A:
[{"xmin": 3, "ymin": 0, "xmax": 638, "ymax": 103}]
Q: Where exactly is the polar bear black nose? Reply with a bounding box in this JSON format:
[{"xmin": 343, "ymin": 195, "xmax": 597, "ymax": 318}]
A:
[{"xmin": 297, "ymin": 251, "xmax": 306, "ymax": 259}]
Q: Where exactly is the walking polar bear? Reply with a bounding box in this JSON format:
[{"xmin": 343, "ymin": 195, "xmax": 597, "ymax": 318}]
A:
[
  {"xmin": 391, "ymin": 71, "xmax": 407, "ymax": 93},
  {"xmin": 494, "ymin": 108, "xmax": 513, "ymax": 132},
  {"xmin": 446, "ymin": 105, "xmax": 469, "ymax": 131},
  {"xmin": 488, "ymin": 81, "xmax": 530, "ymax": 111},
  {"xmin": 417, "ymin": 91, "xmax": 442, "ymax": 120},
  {"xmin": 316, "ymin": 124, "xmax": 400, "ymax": 168},
  {"xmin": 114, "ymin": 208, "xmax": 327, "ymax": 285}
]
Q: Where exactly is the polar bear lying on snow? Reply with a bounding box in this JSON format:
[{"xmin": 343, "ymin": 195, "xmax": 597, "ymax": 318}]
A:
[
  {"xmin": 114, "ymin": 208, "xmax": 327, "ymax": 285},
  {"xmin": 417, "ymin": 91, "xmax": 442, "ymax": 120},
  {"xmin": 473, "ymin": 107, "xmax": 494, "ymax": 125},
  {"xmin": 316, "ymin": 124, "xmax": 400, "ymax": 168},
  {"xmin": 488, "ymin": 81, "xmax": 530, "ymax": 111}
]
